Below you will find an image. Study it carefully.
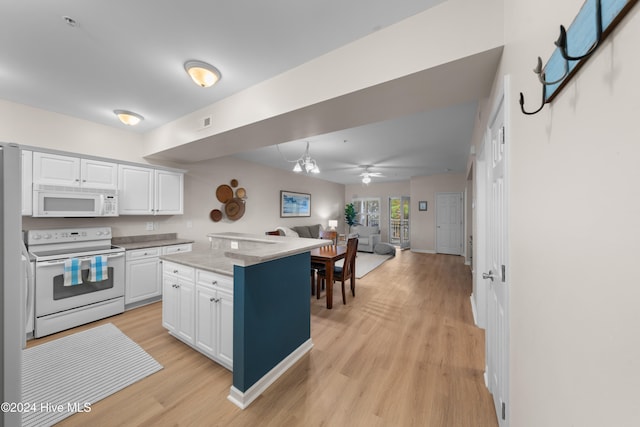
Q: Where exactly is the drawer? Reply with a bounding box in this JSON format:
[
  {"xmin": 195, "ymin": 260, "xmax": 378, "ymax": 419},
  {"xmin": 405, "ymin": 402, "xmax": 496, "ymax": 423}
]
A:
[
  {"xmin": 196, "ymin": 269, "xmax": 233, "ymax": 293},
  {"xmin": 163, "ymin": 243, "xmax": 192, "ymax": 255},
  {"xmin": 163, "ymin": 261, "xmax": 194, "ymax": 280},
  {"xmin": 126, "ymin": 246, "xmax": 161, "ymax": 260}
]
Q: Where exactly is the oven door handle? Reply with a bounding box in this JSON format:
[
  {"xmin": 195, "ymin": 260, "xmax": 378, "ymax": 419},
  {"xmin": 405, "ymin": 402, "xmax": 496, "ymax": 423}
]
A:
[
  {"xmin": 38, "ymin": 252, "xmax": 125, "ymax": 265},
  {"xmin": 78, "ymin": 253, "xmax": 125, "ymax": 262}
]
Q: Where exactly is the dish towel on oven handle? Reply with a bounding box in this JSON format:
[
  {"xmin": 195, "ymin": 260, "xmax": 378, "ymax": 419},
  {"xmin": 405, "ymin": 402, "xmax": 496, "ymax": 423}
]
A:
[
  {"xmin": 89, "ymin": 255, "xmax": 108, "ymax": 282},
  {"xmin": 63, "ymin": 258, "xmax": 83, "ymax": 286}
]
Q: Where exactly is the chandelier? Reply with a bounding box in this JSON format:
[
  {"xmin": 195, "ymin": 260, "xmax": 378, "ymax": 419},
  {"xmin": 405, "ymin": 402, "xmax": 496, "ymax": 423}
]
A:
[{"xmin": 292, "ymin": 142, "xmax": 320, "ymax": 174}]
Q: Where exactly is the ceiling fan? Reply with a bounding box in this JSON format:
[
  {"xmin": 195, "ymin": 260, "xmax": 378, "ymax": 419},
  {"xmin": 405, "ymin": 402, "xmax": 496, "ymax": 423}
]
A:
[{"xmin": 359, "ymin": 165, "xmax": 384, "ymax": 184}]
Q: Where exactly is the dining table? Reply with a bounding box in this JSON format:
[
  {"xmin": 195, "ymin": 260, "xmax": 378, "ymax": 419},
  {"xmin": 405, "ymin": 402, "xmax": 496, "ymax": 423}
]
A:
[{"xmin": 310, "ymin": 245, "xmax": 352, "ymax": 309}]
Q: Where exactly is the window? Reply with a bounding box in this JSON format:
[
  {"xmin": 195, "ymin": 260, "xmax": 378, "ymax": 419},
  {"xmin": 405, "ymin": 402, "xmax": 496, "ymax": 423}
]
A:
[{"xmin": 352, "ymin": 198, "xmax": 380, "ymax": 227}]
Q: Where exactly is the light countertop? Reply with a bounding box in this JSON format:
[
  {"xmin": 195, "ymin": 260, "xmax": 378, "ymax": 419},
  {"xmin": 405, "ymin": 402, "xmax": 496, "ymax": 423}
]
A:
[
  {"xmin": 160, "ymin": 233, "xmax": 331, "ymax": 275},
  {"xmin": 112, "ymin": 233, "xmax": 194, "ymax": 251}
]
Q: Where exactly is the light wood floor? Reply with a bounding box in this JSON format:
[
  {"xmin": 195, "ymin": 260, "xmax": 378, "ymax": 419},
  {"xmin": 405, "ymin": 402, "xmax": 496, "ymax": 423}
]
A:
[{"xmin": 29, "ymin": 250, "xmax": 498, "ymax": 427}]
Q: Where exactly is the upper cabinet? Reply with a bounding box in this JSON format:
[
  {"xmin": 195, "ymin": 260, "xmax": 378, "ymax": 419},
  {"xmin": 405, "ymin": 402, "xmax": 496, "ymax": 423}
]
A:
[
  {"xmin": 33, "ymin": 152, "xmax": 117, "ymax": 190},
  {"xmin": 118, "ymin": 165, "xmax": 183, "ymax": 215},
  {"xmin": 155, "ymin": 169, "xmax": 184, "ymax": 215}
]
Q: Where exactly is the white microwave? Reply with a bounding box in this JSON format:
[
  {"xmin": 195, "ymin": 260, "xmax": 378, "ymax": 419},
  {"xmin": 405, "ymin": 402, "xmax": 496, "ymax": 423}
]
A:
[{"xmin": 33, "ymin": 185, "xmax": 119, "ymax": 217}]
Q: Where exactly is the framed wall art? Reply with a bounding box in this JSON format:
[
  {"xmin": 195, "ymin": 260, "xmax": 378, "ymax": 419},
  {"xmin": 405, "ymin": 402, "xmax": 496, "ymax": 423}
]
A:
[
  {"xmin": 280, "ymin": 190, "xmax": 311, "ymax": 217},
  {"xmin": 418, "ymin": 201, "xmax": 428, "ymax": 211}
]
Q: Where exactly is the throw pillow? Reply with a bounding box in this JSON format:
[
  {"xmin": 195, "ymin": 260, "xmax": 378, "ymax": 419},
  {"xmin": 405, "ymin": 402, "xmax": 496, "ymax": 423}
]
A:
[{"xmin": 308, "ymin": 224, "xmax": 322, "ymax": 239}]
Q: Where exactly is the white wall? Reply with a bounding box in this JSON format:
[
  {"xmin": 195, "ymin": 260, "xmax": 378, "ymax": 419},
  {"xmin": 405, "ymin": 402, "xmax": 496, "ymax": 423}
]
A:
[
  {"xmin": 176, "ymin": 157, "xmax": 344, "ymax": 245},
  {"xmin": 0, "ymin": 100, "xmax": 147, "ymax": 163},
  {"xmin": 410, "ymin": 173, "xmax": 466, "ymax": 252},
  {"xmin": 473, "ymin": 2, "xmax": 640, "ymax": 426},
  {"xmin": 4, "ymin": 100, "xmax": 344, "ymax": 245}
]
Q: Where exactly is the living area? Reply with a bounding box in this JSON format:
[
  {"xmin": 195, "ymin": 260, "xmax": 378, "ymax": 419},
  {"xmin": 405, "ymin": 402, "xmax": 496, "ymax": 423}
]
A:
[{"xmin": 158, "ymin": 154, "xmax": 468, "ymax": 262}]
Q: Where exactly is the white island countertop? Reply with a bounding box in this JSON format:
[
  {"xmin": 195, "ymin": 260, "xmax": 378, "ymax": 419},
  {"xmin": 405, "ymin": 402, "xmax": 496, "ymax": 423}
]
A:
[{"xmin": 160, "ymin": 232, "xmax": 331, "ymax": 275}]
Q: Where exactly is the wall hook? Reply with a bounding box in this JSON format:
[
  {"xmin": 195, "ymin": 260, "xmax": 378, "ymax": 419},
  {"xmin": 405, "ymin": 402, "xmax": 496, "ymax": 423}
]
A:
[
  {"xmin": 534, "ymin": 56, "xmax": 569, "ymax": 85},
  {"xmin": 554, "ymin": 0, "xmax": 603, "ymax": 61},
  {"xmin": 519, "ymin": 78, "xmax": 547, "ymax": 115}
]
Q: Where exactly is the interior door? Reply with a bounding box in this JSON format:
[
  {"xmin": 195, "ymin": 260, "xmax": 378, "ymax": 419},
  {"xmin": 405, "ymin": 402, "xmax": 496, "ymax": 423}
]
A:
[
  {"xmin": 435, "ymin": 192, "xmax": 463, "ymax": 255},
  {"xmin": 484, "ymin": 96, "xmax": 509, "ymax": 426}
]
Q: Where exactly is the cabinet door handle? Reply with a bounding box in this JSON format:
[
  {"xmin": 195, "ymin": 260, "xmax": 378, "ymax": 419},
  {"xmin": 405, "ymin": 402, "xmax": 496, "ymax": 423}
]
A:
[
  {"xmin": 173, "ymin": 270, "xmax": 178, "ymax": 273},
  {"xmin": 210, "ymin": 297, "xmax": 219, "ymax": 303},
  {"xmin": 212, "ymin": 280, "xmax": 218, "ymax": 285}
]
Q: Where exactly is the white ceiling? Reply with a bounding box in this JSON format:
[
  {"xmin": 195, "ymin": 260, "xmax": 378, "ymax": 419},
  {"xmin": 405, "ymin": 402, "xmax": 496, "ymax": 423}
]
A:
[{"xmin": 0, "ymin": 0, "xmax": 501, "ymax": 184}]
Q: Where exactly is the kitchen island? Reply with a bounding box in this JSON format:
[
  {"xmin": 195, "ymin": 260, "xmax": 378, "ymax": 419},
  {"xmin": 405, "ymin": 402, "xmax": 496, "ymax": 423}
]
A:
[{"xmin": 160, "ymin": 232, "xmax": 330, "ymax": 409}]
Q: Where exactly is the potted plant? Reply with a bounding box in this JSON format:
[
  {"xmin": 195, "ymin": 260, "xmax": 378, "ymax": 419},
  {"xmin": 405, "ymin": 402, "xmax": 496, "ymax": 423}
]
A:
[{"xmin": 344, "ymin": 203, "xmax": 357, "ymax": 233}]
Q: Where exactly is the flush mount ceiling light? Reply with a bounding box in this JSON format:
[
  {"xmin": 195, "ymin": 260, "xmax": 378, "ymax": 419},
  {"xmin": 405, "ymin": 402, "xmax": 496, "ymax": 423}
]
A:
[
  {"xmin": 184, "ymin": 60, "xmax": 221, "ymax": 88},
  {"xmin": 292, "ymin": 142, "xmax": 320, "ymax": 174},
  {"xmin": 114, "ymin": 110, "xmax": 144, "ymax": 126}
]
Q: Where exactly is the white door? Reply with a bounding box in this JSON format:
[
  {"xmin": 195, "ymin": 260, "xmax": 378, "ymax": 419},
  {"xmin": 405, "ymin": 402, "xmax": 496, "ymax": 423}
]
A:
[
  {"xmin": 435, "ymin": 192, "xmax": 463, "ymax": 255},
  {"xmin": 484, "ymin": 95, "xmax": 509, "ymax": 426}
]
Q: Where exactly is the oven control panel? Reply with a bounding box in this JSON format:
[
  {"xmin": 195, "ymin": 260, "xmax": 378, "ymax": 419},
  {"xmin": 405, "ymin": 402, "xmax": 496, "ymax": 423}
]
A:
[{"xmin": 25, "ymin": 227, "xmax": 112, "ymax": 245}]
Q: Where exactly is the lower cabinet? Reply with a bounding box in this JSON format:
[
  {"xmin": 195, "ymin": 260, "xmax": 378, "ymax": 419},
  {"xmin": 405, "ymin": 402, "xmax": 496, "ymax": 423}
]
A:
[
  {"xmin": 162, "ymin": 262, "xmax": 195, "ymax": 344},
  {"xmin": 125, "ymin": 243, "xmax": 192, "ymax": 308},
  {"xmin": 125, "ymin": 247, "xmax": 162, "ymax": 305},
  {"xmin": 162, "ymin": 261, "xmax": 233, "ymax": 370}
]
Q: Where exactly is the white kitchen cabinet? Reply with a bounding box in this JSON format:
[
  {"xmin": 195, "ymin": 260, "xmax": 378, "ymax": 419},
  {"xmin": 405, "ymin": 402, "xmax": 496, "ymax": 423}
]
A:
[
  {"xmin": 163, "ymin": 243, "xmax": 192, "ymax": 255},
  {"xmin": 155, "ymin": 169, "xmax": 184, "ymax": 215},
  {"xmin": 118, "ymin": 165, "xmax": 183, "ymax": 215},
  {"xmin": 21, "ymin": 150, "xmax": 32, "ymax": 215},
  {"xmin": 118, "ymin": 164, "xmax": 154, "ymax": 214},
  {"xmin": 195, "ymin": 270, "xmax": 233, "ymax": 370},
  {"xmin": 163, "ymin": 263, "xmax": 233, "ymax": 370},
  {"xmin": 33, "ymin": 152, "xmax": 117, "ymax": 189},
  {"xmin": 125, "ymin": 243, "xmax": 192, "ymax": 308},
  {"xmin": 125, "ymin": 247, "xmax": 162, "ymax": 305},
  {"xmin": 80, "ymin": 158, "xmax": 118, "ymax": 189},
  {"xmin": 162, "ymin": 261, "xmax": 195, "ymax": 344}
]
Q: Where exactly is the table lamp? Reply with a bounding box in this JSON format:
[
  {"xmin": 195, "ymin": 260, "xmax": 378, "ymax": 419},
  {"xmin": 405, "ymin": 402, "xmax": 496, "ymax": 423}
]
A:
[{"xmin": 328, "ymin": 220, "xmax": 338, "ymax": 230}]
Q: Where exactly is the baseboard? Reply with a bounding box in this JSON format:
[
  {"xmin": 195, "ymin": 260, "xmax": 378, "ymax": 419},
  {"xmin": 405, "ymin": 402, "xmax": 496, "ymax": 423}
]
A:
[
  {"xmin": 125, "ymin": 296, "xmax": 162, "ymax": 311},
  {"xmin": 410, "ymin": 249, "xmax": 436, "ymax": 254},
  {"xmin": 228, "ymin": 338, "xmax": 313, "ymax": 409}
]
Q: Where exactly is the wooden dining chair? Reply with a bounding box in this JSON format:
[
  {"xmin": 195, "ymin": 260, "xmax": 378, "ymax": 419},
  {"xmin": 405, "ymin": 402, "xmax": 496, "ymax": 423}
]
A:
[{"xmin": 317, "ymin": 237, "xmax": 358, "ymax": 305}]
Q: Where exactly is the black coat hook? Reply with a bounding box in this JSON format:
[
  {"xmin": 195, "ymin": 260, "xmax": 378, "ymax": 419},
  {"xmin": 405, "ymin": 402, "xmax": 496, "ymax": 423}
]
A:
[
  {"xmin": 534, "ymin": 56, "xmax": 569, "ymax": 85},
  {"xmin": 519, "ymin": 76, "xmax": 547, "ymax": 115},
  {"xmin": 555, "ymin": 0, "xmax": 603, "ymax": 61}
]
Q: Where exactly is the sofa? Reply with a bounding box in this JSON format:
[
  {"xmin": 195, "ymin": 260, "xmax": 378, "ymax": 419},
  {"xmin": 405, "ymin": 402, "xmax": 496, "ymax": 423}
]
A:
[
  {"xmin": 274, "ymin": 224, "xmax": 324, "ymax": 239},
  {"xmin": 351, "ymin": 225, "xmax": 381, "ymax": 253}
]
